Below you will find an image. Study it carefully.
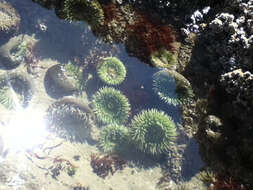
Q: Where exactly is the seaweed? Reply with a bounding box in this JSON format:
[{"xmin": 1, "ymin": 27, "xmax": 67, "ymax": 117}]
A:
[{"xmin": 90, "ymin": 153, "xmax": 126, "ymax": 178}]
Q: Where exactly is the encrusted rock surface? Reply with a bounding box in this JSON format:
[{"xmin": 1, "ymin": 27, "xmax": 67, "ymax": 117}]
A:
[{"xmin": 220, "ymin": 69, "xmax": 253, "ymax": 111}]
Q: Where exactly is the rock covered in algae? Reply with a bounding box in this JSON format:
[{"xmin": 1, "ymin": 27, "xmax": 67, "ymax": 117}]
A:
[
  {"xmin": 152, "ymin": 69, "xmax": 194, "ymax": 106},
  {"xmin": 0, "ymin": 34, "xmax": 38, "ymax": 70},
  {"xmin": 44, "ymin": 61, "xmax": 82, "ymax": 98},
  {"xmin": 46, "ymin": 97, "xmax": 94, "ymax": 142},
  {"xmin": 0, "ymin": 1, "xmax": 20, "ymax": 41}
]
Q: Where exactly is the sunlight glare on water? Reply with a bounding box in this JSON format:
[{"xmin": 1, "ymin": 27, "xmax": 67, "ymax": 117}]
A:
[{"xmin": 4, "ymin": 107, "xmax": 48, "ymax": 151}]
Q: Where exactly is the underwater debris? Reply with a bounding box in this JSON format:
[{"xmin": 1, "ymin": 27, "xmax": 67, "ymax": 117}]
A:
[
  {"xmin": 153, "ymin": 70, "xmax": 194, "ymax": 106},
  {"xmin": 92, "ymin": 87, "xmax": 131, "ymax": 125},
  {"xmin": 99, "ymin": 124, "xmax": 129, "ymax": 153},
  {"xmin": 90, "ymin": 153, "xmax": 126, "ymax": 178},
  {"xmin": 97, "ymin": 57, "xmax": 126, "ymax": 85},
  {"xmin": 130, "ymin": 109, "xmax": 177, "ymax": 155}
]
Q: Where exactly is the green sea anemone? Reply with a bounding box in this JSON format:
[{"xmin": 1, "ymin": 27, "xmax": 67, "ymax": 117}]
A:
[
  {"xmin": 153, "ymin": 70, "xmax": 194, "ymax": 106},
  {"xmin": 151, "ymin": 48, "xmax": 177, "ymax": 70},
  {"xmin": 63, "ymin": 0, "xmax": 104, "ymax": 27},
  {"xmin": 92, "ymin": 87, "xmax": 130, "ymax": 125},
  {"xmin": 99, "ymin": 124, "xmax": 129, "ymax": 153},
  {"xmin": 130, "ymin": 109, "xmax": 177, "ymax": 155},
  {"xmin": 97, "ymin": 57, "xmax": 126, "ymax": 85},
  {"xmin": 46, "ymin": 98, "xmax": 93, "ymax": 142}
]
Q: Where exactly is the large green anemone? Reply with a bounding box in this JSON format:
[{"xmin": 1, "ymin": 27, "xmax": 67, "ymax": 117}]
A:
[
  {"xmin": 99, "ymin": 124, "xmax": 129, "ymax": 153},
  {"xmin": 153, "ymin": 70, "xmax": 194, "ymax": 106},
  {"xmin": 46, "ymin": 99, "xmax": 92, "ymax": 142},
  {"xmin": 92, "ymin": 87, "xmax": 130, "ymax": 125},
  {"xmin": 63, "ymin": 0, "xmax": 104, "ymax": 26},
  {"xmin": 130, "ymin": 109, "xmax": 177, "ymax": 155},
  {"xmin": 97, "ymin": 57, "xmax": 126, "ymax": 85}
]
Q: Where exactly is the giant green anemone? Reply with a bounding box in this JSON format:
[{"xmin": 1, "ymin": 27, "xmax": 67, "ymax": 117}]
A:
[
  {"xmin": 92, "ymin": 87, "xmax": 130, "ymax": 125},
  {"xmin": 130, "ymin": 109, "xmax": 177, "ymax": 155},
  {"xmin": 97, "ymin": 57, "xmax": 126, "ymax": 85},
  {"xmin": 46, "ymin": 98, "xmax": 92, "ymax": 142},
  {"xmin": 153, "ymin": 70, "xmax": 194, "ymax": 106},
  {"xmin": 99, "ymin": 124, "xmax": 129, "ymax": 153},
  {"xmin": 63, "ymin": 0, "xmax": 104, "ymax": 26}
]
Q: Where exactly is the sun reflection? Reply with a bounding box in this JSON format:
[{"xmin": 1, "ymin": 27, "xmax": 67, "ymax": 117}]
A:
[{"xmin": 4, "ymin": 107, "xmax": 49, "ymax": 151}]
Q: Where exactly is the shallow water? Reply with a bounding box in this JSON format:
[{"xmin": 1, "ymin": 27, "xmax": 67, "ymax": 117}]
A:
[{"xmin": 0, "ymin": 0, "xmax": 205, "ymax": 189}]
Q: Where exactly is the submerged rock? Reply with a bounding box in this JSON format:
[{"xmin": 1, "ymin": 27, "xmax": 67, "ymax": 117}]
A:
[{"xmin": 44, "ymin": 63, "xmax": 81, "ymax": 98}]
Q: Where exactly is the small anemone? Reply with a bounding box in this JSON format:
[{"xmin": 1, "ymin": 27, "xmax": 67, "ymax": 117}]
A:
[
  {"xmin": 97, "ymin": 57, "xmax": 126, "ymax": 85},
  {"xmin": 99, "ymin": 124, "xmax": 129, "ymax": 153},
  {"xmin": 153, "ymin": 70, "xmax": 194, "ymax": 106},
  {"xmin": 151, "ymin": 48, "xmax": 177, "ymax": 69},
  {"xmin": 92, "ymin": 87, "xmax": 130, "ymax": 125},
  {"xmin": 130, "ymin": 109, "xmax": 177, "ymax": 155},
  {"xmin": 46, "ymin": 98, "xmax": 93, "ymax": 142}
]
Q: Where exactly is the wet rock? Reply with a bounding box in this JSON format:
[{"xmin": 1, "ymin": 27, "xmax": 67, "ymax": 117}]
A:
[
  {"xmin": 44, "ymin": 64, "xmax": 80, "ymax": 98},
  {"xmin": 220, "ymin": 69, "xmax": 253, "ymax": 112}
]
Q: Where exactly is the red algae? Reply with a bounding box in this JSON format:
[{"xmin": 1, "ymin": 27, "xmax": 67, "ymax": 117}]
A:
[
  {"xmin": 101, "ymin": 3, "xmax": 120, "ymax": 25},
  {"xmin": 210, "ymin": 174, "xmax": 248, "ymax": 190},
  {"xmin": 99, "ymin": 2, "xmax": 178, "ymax": 64},
  {"xmin": 126, "ymin": 11, "xmax": 177, "ymax": 63}
]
